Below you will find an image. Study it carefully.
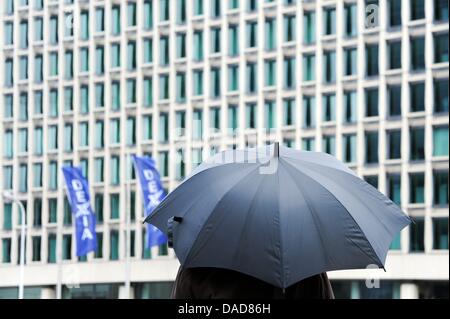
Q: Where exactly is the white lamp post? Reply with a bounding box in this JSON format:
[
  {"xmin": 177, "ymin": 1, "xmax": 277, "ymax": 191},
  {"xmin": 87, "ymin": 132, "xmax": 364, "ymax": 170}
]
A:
[{"xmin": 2, "ymin": 191, "xmax": 26, "ymax": 299}]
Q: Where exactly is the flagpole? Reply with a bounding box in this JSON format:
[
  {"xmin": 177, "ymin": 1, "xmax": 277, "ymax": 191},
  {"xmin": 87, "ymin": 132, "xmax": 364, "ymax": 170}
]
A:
[{"xmin": 124, "ymin": 160, "xmax": 131, "ymax": 299}]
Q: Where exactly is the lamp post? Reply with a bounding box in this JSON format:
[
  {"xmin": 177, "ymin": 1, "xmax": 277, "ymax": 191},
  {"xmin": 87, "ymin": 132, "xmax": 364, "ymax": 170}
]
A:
[{"xmin": 2, "ymin": 191, "xmax": 26, "ymax": 299}]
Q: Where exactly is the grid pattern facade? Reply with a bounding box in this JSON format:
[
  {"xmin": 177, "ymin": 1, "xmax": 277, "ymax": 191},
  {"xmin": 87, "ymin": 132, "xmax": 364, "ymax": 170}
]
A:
[{"xmin": 0, "ymin": 0, "xmax": 448, "ymax": 287}]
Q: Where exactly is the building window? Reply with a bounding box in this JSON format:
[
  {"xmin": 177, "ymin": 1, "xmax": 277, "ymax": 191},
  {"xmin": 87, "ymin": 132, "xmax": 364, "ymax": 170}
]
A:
[
  {"xmin": 5, "ymin": 59, "xmax": 13, "ymax": 87},
  {"xmin": 110, "ymin": 194, "xmax": 120, "ymax": 220},
  {"xmin": 48, "ymin": 161, "xmax": 58, "ymax": 190},
  {"xmin": 284, "ymin": 57, "xmax": 295, "ymax": 89},
  {"xmin": 19, "ymin": 21, "xmax": 28, "ymax": 49},
  {"xmin": 387, "ymin": 130, "xmax": 402, "ymax": 159},
  {"xmin": 174, "ymin": 73, "xmax": 186, "ymax": 103},
  {"xmin": 303, "ymin": 96, "xmax": 315, "ymax": 128},
  {"xmin": 80, "ymin": 11, "xmax": 89, "ymax": 40},
  {"xmin": 126, "ymin": 79, "xmax": 136, "ymax": 104},
  {"xmin": 126, "ymin": 117, "xmax": 136, "ymax": 146},
  {"xmin": 78, "ymin": 122, "xmax": 89, "ymax": 148},
  {"xmin": 410, "ymin": 37, "xmax": 425, "ymax": 71},
  {"xmin": 323, "ymin": 51, "xmax": 336, "ymax": 83},
  {"xmin": 211, "ymin": 0, "xmax": 221, "ymax": 18},
  {"xmin": 142, "ymin": 39, "xmax": 152, "ymax": 64},
  {"xmin": 159, "ymin": 75, "xmax": 170, "ymax": 100},
  {"xmin": 143, "ymin": 115, "xmax": 153, "ymax": 140},
  {"xmin": 365, "ymin": 88, "xmax": 379, "ymax": 117},
  {"xmin": 127, "ymin": 41, "xmax": 136, "ymax": 70},
  {"xmin": 322, "ymin": 135, "xmax": 336, "ymax": 156},
  {"xmin": 95, "ymin": 46, "xmax": 104, "ymax": 75},
  {"xmin": 5, "ymin": 0, "xmax": 14, "ymax": 15},
  {"xmin": 193, "ymin": 110, "xmax": 203, "ymax": 140},
  {"xmin": 175, "ymin": 111, "xmax": 186, "ymax": 138},
  {"xmin": 159, "ymin": 113, "xmax": 169, "ymax": 142},
  {"xmin": 127, "ymin": 1, "xmax": 137, "ymax": 26},
  {"xmin": 434, "ymin": 33, "xmax": 449, "ymax": 63},
  {"xmin": 34, "ymin": 55, "xmax": 43, "ymax": 83},
  {"xmin": 80, "ymin": 86, "xmax": 89, "ymax": 114},
  {"xmin": 345, "ymin": 4, "xmax": 357, "ymax": 37},
  {"xmin": 265, "ymin": 101, "xmax": 276, "ymax": 131},
  {"xmin": 265, "ymin": 60, "xmax": 276, "ymax": 87},
  {"xmin": 433, "ymin": 218, "xmax": 449, "ymax": 250},
  {"xmin": 211, "ymin": 28, "xmax": 221, "ymax": 53},
  {"xmin": 158, "ymin": 152, "xmax": 169, "ymax": 177},
  {"xmin": 283, "ymin": 99, "xmax": 295, "ymax": 126},
  {"xmin": 193, "ymin": 31, "xmax": 203, "ymax": 61},
  {"xmin": 388, "ymin": 85, "xmax": 402, "ymax": 117},
  {"xmin": 2, "ymin": 238, "xmax": 11, "ymax": 263},
  {"xmin": 247, "ymin": 21, "xmax": 257, "ymax": 48},
  {"xmin": 32, "ymin": 236, "xmax": 41, "ymax": 261},
  {"xmin": 389, "ymin": 0, "xmax": 402, "ymax": 27},
  {"xmin": 434, "ymin": 170, "xmax": 449, "ymax": 206},
  {"xmin": 112, "ymin": 5, "xmax": 121, "ymax": 35},
  {"xmin": 323, "ymin": 6, "xmax": 336, "ymax": 35},
  {"xmin": 434, "ymin": 79, "xmax": 449, "ymax": 113},
  {"xmin": 246, "ymin": 104, "xmax": 256, "ymax": 129},
  {"xmin": 303, "ymin": 54, "xmax": 315, "ymax": 81},
  {"xmin": 111, "ymin": 82, "xmax": 121, "ymax": 111},
  {"xmin": 410, "ymin": 127, "xmax": 425, "ymax": 160},
  {"xmin": 110, "ymin": 119, "xmax": 120, "ymax": 144},
  {"xmin": 210, "ymin": 107, "xmax": 220, "ymax": 133},
  {"xmin": 410, "ymin": 217, "xmax": 425, "ymax": 251},
  {"xmin": 64, "ymin": 13, "xmax": 73, "ymax": 38},
  {"xmin": 49, "ymin": 16, "xmax": 58, "ymax": 44},
  {"xmin": 64, "ymin": 123, "xmax": 73, "ymax": 152},
  {"xmin": 159, "ymin": 37, "xmax": 169, "ymax": 66},
  {"xmin": 210, "ymin": 68, "xmax": 221, "ymax": 98},
  {"xmin": 4, "ymin": 22, "xmax": 13, "ymax": 45},
  {"xmin": 246, "ymin": 63, "xmax": 257, "ymax": 94},
  {"xmin": 18, "ymin": 129, "xmax": 28, "ymax": 153},
  {"xmin": 4, "ymin": 95, "xmax": 13, "ymax": 119},
  {"xmin": 365, "ymin": 131, "xmax": 379, "ymax": 164},
  {"xmin": 34, "ymin": 127, "xmax": 43, "ymax": 155},
  {"xmin": 433, "ymin": 126, "xmax": 449, "ymax": 156},
  {"xmin": 284, "ymin": 15, "xmax": 296, "ymax": 42},
  {"xmin": 387, "ymin": 174, "xmax": 401, "ymax": 205},
  {"xmin": 48, "ymin": 125, "xmax": 58, "ymax": 150},
  {"xmin": 344, "ymin": 48, "xmax": 357, "ymax": 76},
  {"xmin": 265, "ymin": 19, "xmax": 276, "ymax": 51},
  {"xmin": 95, "ymin": 7, "xmax": 105, "ymax": 32},
  {"xmin": 18, "ymin": 164, "xmax": 27, "ymax": 193},
  {"xmin": 143, "ymin": 77, "xmax": 153, "ymax": 107},
  {"xmin": 409, "ymin": 173, "xmax": 425, "ymax": 204},
  {"xmin": 303, "ymin": 11, "xmax": 316, "ymax": 44},
  {"xmin": 366, "ymin": 44, "xmax": 379, "ymax": 77},
  {"xmin": 410, "ymin": 82, "xmax": 425, "ymax": 112},
  {"xmin": 176, "ymin": 33, "xmax": 186, "ymax": 59},
  {"xmin": 175, "ymin": 149, "xmax": 185, "ymax": 180},
  {"xmin": 111, "ymin": 156, "xmax": 120, "ymax": 185},
  {"xmin": 410, "ymin": 0, "xmax": 425, "ymax": 20},
  {"xmin": 435, "ymin": 0, "xmax": 449, "ymax": 21},
  {"xmin": 302, "ymin": 138, "xmax": 315, "ymax": 151},
  {"xmin": 343, "ymin": 91, "xmax": 357, "ymax": 123},
  {"xmin": 194, "ymin": 0, "xmax": 203, "ymax": 15},
  {"xmin": 3, "ymin": 203, "xmax": 12, "ymax": 230},
  {"xmin": 48, "ymin": 234, "xmax": 56, "ymax": 263},
  {"xmin": 388, "ymin": 41, "xmax": 402, "ymax": 70},
  {"xmin": 229, "ymin": 25, "xmax": 239, "ymax": 56},
  {"xmin": 228, "ymin": 65, "xmax": 239, "ymax": 92},
  {"xmin": 79, "ymin": 48, "xmax": 89, "ymax": 72},
  {"xmin": 365, "ymin": 175, "xmax": 379, "ymax": 189},
  {"xmin": 193, "ymin": 70, "xmax": 203, "ymax": 96},
  {"xmin": 343, "ymin": 134, "xmax": 357, "ymax": 163},
  {"xmin": 18, "ymin": 93, "xmax": 28, "ymax": 121},
  {"xmin": 34, "ymin": 91, "xmax": 43, "ymax": 115},
  {"xmin": 323, "ymin": 94, "xmax": 336, "ymax": 122}
]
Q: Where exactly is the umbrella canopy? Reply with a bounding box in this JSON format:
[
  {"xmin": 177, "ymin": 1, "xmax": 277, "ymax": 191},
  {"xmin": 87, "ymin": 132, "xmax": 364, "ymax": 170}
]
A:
[{"xmin": 146, "ymin": 143, "xmax": 411, "ymax": 288}]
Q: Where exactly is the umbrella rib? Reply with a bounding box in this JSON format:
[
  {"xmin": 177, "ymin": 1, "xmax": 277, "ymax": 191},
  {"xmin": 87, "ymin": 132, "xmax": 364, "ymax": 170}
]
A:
[
  {"xmin": 146, "ymin": 162, "xmax": 253, "ymax": 224},
  {"xmin": 281, "ymin": 153, "xmax": 357, "ymax": 177},
  {"xmin": 283, "ymin": 157, "xmax": 397, "ymax": 255},
  {"xmin": 281, "ymin": 158, "xmax": 384, "ymax": 268},
  {"xmin": 280, "ymin": 159, "xmax": 336, "ymax": 270},
  {"xmin": 183, "ymin": 164, "xmax": 263, "ymax": 265}
]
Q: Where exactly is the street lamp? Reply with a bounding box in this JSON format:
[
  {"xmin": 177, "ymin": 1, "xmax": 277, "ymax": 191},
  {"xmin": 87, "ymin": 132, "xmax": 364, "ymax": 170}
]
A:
[{"xmin": 2, "ymin": 191, "xmax": 26, "ymax": 299}]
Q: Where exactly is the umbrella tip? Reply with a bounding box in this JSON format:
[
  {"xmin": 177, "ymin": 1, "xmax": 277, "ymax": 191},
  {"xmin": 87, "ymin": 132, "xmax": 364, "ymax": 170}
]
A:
[{"xmin": 274, "ymin": 142, "xmax": 279, "ymax": 158}]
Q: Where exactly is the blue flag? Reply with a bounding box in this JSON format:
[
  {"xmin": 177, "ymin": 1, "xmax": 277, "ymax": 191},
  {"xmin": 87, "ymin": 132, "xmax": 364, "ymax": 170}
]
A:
[
  {"xmin": 62, "ymin": 166, "xmax": 97, "ymax": 257},
  {"xmin": 132, "ymin": 155, "xmax": 168, "ymax": 248}
]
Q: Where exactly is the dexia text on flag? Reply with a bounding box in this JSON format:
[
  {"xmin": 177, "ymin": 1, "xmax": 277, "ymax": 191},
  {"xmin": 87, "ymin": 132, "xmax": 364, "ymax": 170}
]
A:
[
  {"xmin": 132, "ymin": 155, "xmax": 168, "ymax": 248},
  {"xmin": 62, "ymin": 166, "xmax": 97, "ymax": 256}
]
